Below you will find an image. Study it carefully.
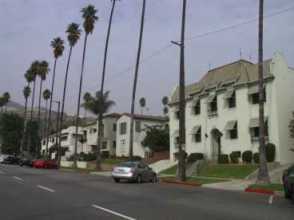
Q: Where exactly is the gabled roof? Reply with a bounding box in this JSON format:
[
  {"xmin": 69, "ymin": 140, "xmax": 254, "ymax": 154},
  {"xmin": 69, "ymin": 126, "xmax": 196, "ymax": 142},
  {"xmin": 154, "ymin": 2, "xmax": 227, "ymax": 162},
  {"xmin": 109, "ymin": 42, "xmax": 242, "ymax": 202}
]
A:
[
  {"xmin": 121, "ymin": 113, "xmax": 168, "ymax": 122},
  {"xmin": 170, "ymin": 59, "xmax": 273, "ymax": 104}
]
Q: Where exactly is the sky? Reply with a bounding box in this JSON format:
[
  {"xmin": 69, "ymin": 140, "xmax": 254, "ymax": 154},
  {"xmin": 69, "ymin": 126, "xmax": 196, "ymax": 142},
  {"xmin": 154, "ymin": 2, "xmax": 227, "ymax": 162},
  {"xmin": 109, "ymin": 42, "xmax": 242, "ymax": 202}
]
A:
[{"xmin": 1, "ymin": 0, "xmax": 294, "ymax": 116}]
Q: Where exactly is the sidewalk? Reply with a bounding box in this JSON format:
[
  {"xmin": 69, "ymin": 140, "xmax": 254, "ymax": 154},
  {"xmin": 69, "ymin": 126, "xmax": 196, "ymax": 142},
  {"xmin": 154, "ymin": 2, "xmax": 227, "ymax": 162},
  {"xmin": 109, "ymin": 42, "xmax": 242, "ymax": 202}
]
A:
[{"xmin": 202, "ymin": 179, "xmax": 254, "ymax": 191}]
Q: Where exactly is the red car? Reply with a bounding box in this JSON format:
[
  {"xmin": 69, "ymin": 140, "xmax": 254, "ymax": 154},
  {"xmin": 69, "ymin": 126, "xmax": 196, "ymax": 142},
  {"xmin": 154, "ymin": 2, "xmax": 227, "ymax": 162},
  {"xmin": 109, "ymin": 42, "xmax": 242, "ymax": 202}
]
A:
[{"xmin": 33, "ymin": 159, "xmax": 58, "ymax": 169}]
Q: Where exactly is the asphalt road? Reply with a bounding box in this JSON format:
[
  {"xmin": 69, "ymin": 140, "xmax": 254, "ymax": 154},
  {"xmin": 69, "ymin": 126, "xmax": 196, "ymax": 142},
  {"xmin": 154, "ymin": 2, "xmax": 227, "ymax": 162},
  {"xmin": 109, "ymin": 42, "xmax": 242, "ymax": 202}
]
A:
[{"xmin": 0, "ymin": 164, "xmax": 293, "ymax": 220}]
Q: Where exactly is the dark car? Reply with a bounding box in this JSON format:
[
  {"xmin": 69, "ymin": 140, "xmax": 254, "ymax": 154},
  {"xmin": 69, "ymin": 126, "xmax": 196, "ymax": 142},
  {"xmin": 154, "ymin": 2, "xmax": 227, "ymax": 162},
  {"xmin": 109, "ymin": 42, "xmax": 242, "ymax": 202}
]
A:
[
  {"xmin": 1, "ymin": 155, "xmax": 20, "ymax": 165},
  {"xmin": 112, "ymin": 161, "xmax": 157, "ymax": 183},
  {"xmin": 19, "ymin": 158, "xmax": 34, "ymax": 167},
  {"xmin": 282, "ymin": 165, "xmax": 294, "ymax": 202}
]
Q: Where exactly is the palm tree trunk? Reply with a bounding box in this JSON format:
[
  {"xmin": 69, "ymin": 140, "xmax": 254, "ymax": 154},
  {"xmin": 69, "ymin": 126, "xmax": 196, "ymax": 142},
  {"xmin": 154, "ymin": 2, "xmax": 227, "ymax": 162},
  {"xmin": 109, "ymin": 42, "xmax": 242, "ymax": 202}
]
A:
[
  {"xmin": 30, "ymin": 80, "xmax": 36, "ymax": 121},
  {"xmin": 46, "ymin": 58, "xmax": 57, "ymax": 157},
  {"xmin": 43, "ymin": 100, "xmax": 48, "ymax": 140},
  {"xmin": 59, "ymin": 46, "xmax": 73, "ymax": 166},
  {"xmin": 177, "ymin": 0, "xmax": 187, "ymax": 182},
  {"xmin": 74, "ymin": 34, "xmax": 88, "ymax": 168},
  {"xmin": 257, "ymin": 0, "xmax": 270, "ymax": 184},
  {"xmin": 20, "ymin": 96, "xmax": 29, "ymax": 154},
  {"xmin": 96, "ymin": 0, "xmax": 117, "ymax": 170},
  {"xmin": 37, "ymin": 78, "xmax": 43, "ymax": 122},
  {"xmin": 129, "ymin": 0, "xmax": 146, "ymax": 160}
]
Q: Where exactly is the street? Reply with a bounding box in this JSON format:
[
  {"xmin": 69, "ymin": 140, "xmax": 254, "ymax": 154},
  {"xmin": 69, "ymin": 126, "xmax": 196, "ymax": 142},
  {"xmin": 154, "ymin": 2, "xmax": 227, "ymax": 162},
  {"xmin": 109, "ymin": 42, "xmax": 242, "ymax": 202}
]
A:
[{"xmin": 0, "ymin": 165, "xmax": 293, "ymax": 220}]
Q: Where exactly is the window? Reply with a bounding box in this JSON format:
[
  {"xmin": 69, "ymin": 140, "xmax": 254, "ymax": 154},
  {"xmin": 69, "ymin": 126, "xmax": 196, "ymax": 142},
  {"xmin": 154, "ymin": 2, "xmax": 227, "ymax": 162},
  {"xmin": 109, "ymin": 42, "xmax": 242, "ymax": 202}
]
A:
[
  {"xmin": 120, "ymin": 122, "xmax": 127, "ymax": 135},
  {"xmin": 250, "ymin": 120, "xmax": 269, "ymax": 141},
  {"xmin": 113, "ymin": 124, "xmax": 117, "ymax": 132},
  {"xmin": 250, "ymin": 88, "xmax": 266, "ymax": 105},
  {"xmin": 135, "ymin": 121, "xmax": 141, "ymax": 132},
  {"xmin": 61, "ymin": 135, "xmax": 68, "ymax": 142},
  {"xmin": 194, "ymin": 127, "xmax": 202, "ymax": 143},
  {"xmin": 210, "ymin": 97, "xmax": 217, "ymax": 112},
  {"xmin": 102, "ymin": 141, "xmax": 107, "ymax": 150},
  {"xmin": 193, "ymin": 100, "xmax": 201, "ymax": 115},
  {"xmin": 228, "ymin": 92, "xmax": 236, "ymax": 108},
  {"xmin": 229, "ymin": 123, "xmax": 238, "ymax": 139},
  {"xmin": 175, "ymin": 111, "xmax": 180, "ymax": 119},
  {"xmin": 113, "ymin": 141, "xmax": 116, "ymax": 148},
  {"xmin": 208, "ymin": 95, "xmax": 218, "ymax": 117}
]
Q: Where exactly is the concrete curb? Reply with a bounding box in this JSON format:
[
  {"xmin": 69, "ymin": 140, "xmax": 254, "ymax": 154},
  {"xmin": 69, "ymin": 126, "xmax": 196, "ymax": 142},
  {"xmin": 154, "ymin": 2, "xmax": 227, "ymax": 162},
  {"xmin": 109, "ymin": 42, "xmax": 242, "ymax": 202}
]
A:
[
  {"xmin": 160, "ymin": 178, "xmax": 202, "ymax": 187},
  {"xmin": 244, "ymin": 187, "xmax": 284, "ymax": 197}
]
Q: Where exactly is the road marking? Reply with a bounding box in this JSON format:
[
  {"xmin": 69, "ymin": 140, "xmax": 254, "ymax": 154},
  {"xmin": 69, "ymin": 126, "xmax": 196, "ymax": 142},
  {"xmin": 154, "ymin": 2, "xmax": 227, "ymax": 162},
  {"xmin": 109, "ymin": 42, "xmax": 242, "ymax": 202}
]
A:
[
  {"xmin": 13, "ymin": 176, "xmax": 24, "ymax": 181},
  {"xmin": 92, "ymin": 204, "xmax": 136, "ymax": 220},
  {"xmin": 37, "ymin": 185, "xmax": 55, "ymax": 193},
  {"xmin": 268, "ymin": 195, "xmax": 274, "ymax": 204}
]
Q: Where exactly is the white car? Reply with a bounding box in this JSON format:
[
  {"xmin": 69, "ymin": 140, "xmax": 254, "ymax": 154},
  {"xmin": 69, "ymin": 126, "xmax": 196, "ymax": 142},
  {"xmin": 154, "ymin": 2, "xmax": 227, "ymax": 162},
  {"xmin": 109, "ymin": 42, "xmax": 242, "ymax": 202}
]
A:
[{"xmin": 0, "ymin": 154, "xmax": 9, "ymax": 163}]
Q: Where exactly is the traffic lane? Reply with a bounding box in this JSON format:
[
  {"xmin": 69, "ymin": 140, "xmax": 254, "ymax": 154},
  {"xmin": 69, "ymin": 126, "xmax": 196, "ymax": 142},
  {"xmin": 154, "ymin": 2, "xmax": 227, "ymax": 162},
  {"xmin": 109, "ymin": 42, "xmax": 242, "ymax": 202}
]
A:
[{"xmin": 0, "ymin": 172, "xmax": 123, "ymax": 220}]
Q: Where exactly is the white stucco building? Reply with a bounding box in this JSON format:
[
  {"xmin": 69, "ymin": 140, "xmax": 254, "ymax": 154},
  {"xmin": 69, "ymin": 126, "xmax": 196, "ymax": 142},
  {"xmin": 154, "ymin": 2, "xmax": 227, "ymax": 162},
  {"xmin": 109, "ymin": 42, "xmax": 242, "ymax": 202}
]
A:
[
  {"xmin": 116, "ymin": 113, "xmax": 168, "ymax": 158},
  {"xmin": 169, "ymin": 53, "xmax": 294, "ymax": 164}
]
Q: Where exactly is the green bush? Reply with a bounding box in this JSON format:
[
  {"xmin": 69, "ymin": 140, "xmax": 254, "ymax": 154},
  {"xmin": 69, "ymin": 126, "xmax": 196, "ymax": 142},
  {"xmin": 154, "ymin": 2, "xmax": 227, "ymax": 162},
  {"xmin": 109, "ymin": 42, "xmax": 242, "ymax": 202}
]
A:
[
  {"xmin": 187, "ymin": 153, "xmax": 204, "ymax": 164},
  {"xmin": 266, "ymin": 143, "xmax": 276, "ymax": 162},
  {"xmin": 230, "ymin": 151, "xmax": 241, "ymax": 164},
  {"xmin": 253, "ymin": 153, "xmax": 260, "ymax": 164},
  {"xmin": 219, "ymin": 154, "xmax": 229, "ymax": 164},
  {"xmin": 242, "ymin": 151, "xmax": 253, "ymax": 163}
]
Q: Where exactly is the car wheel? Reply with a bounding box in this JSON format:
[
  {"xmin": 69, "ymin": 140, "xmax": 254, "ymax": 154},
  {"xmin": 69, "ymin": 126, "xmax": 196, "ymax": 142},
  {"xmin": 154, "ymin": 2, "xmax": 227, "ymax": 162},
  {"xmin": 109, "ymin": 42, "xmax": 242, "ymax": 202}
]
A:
[
  {"xmin": 137, "ymin": 175, "xmax": 142, "ymax": 184},
  {"xmin": 114, "ymin": 178, "xmax": 120, "ymax": 183}
]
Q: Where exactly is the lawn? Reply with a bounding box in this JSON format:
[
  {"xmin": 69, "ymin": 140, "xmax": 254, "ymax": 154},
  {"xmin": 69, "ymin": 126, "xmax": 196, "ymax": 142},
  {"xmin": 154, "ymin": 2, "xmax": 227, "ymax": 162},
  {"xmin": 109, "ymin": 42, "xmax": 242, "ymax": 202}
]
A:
[
  {"xmin": 198, "ymin": 164, "xmax": 258, "ymax": 179},
  {"xmin": 160, "ymin": 165, "xmax": 177, "ymax": 176},
  {"xmin": 161, "ymin": 176, "xmax": 229, "ymax": 185},
  {"xmin": 102, "ymin": 158, "xmax": 127, "ymax": 165},
  {"xmin": 247, "ymin": 184, "xmax": 284, "ymax": 192}
]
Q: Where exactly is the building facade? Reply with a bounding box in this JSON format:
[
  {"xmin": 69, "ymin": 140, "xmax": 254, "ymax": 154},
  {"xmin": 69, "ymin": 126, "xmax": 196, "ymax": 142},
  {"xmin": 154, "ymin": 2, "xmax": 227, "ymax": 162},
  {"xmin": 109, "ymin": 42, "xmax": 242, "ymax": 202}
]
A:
[
  {"xmin": 116, "ymin": 114, "xmax": 168, "ymax": 158},
  {"xmin": 169, "ymin": 53, "xmax": 294, "ymax": 164}
]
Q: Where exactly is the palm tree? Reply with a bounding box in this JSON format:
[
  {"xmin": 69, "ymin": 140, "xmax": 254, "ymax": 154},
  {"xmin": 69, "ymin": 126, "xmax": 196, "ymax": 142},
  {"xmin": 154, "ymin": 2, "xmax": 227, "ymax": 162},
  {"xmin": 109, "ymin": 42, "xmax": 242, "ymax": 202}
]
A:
[
  {"xmin": 0, "ymin": 97, "xmax": 4, "ymax": 112},
  {"xmin": 96, "ymin": 0, "xmax": 120, "ymax": 170},
  {"xmin": 162, "ymin": 96, "xmax": 169, "ymax": 115},
  {"xmin": 42, "ymin": 89, "xmax": 51, "ymax": 139},
  {"xmin": 29, "ymin": 61, "xmax": 39, "ymax": 121},
  {"xmin": 37, "ymin": 61, "xmax": 49, "ymax": 122},
  {"xmin": 46, "ymin": 37, "xmax": 64, "ymax": 156},
  {"xmin": 2, "ymin": 92, "xmax": 10, "ymax": 112},
  {"xmin": 73, "ymin": 5, "xmax": 98, "ymax": 168},
  {"xmin": 139, "ymin": 97, "xmax": 146, "ymax": 114},
  {"xmin": 59, "ymin": 23, "xmax": 81, "ymax": 151},
  {"xmin": 257, "ymin": 0, "xmax": 270, "ymax": 184},
  {"xmin": 20, "ymin": 86, "xmax": 31, "ymax": 153},
  {"xmin": 129, "ymin": 0, "xmax": 146, "ymax": 160}
]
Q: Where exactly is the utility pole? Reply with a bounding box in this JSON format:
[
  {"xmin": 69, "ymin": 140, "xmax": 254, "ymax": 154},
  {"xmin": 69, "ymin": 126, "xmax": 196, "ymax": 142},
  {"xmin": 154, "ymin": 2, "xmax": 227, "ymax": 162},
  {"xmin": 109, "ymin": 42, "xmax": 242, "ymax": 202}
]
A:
[
  {"xmin": 172, "ymin": 0, "xmax": 187, "ymax": 181},
  {"xmin": 257, "ymin": 0, "xmax": 270, "ymax": 184}
]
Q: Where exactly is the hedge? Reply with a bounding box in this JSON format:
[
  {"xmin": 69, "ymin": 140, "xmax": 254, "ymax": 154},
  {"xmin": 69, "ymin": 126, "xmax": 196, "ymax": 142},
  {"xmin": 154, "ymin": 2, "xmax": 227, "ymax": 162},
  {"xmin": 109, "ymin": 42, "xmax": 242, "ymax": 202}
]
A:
[
  {"xmin": 230, "ymin": 151, "xmax": 241, "ymax": 164},
  {"xmin": 242, "ymin": 151, "xmax": 253, "ymax": 163},
  {"xmin": 187, "ymin": 153, "xmax": 204, "ymax": 164},
  {"xmin": 266, "ymin": 143, "xmax": 276, "ymax": 162},
  {"xmin": 219, "ymin": 154, "xmax": 229, "ymax": 164}
]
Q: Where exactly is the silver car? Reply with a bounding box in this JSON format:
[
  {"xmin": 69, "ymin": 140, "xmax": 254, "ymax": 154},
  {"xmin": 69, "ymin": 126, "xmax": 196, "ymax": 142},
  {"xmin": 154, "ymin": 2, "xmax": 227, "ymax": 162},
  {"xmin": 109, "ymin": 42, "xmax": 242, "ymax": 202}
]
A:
[{"xmin": 112, "ymin": 161, "xmax": 157, "ymax": 183}]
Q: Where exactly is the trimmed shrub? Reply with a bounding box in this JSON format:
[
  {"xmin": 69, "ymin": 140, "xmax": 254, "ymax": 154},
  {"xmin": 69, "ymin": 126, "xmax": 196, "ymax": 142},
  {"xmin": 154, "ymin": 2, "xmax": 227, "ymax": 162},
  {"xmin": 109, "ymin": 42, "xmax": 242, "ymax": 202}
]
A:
[
  {"xmin": 242, "ymin": 151, "xmax": 253, "ymax": 163},
  {"xmin": 219, "ymin": 154, "xmax": 229, "ymax": 164},
  {"xmin": 187, "ymin": 153, "xmax": 204, "ymax": 164},
  {"xmin": 253, "ymin": 153, "xmax": 260, "ymax": 164},
  {"xmin": 230, "ymin": 151, "xmax": 241, "ymax": 164},
  {"xmin": 266, "ymin": 143, "xmax": 276, "ymax": 162}
]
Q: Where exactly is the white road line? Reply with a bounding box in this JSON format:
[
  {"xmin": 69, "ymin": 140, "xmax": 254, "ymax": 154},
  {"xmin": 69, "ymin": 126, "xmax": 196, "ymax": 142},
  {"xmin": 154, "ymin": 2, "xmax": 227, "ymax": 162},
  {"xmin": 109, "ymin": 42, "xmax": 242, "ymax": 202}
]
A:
[
  {"xmin": 13, "ymin": 176, "xmax": 24, "ymax": 181},
  {"xmin": 37, "ymin": 185, "xmax": 55, "ymax": 193},
  {"xmin": 92, "ymin": 204, "xmax": 136, "ymax": 220},
  {"xmin": 268, "ymin": 195, "xmax": 274, "ymax": 204}
]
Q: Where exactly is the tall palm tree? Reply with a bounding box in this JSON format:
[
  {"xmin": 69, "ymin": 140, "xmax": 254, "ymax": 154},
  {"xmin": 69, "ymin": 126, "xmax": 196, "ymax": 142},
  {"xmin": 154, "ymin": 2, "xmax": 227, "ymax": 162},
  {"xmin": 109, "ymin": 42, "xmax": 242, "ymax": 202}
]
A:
[
  {"xmin": 46, "ymin": 37, "xmax": 64, "ymax": 156},
  {"xmin": 129, "ymin": 0, "xmax": 146, "ymax": 160},
  {"xmin": 42, "ymin": 89, "xmax": 51, "ymax": 140},
  {"xmin": 37, "ymin": 61, "xmax": 49, "ymax": 122},
  {"xmin": 162, "ymin": 96, "xmax": 169, "ymax": 116},
  {"xmin": 59, "ymin": 23, "xmax": 81, "ymax": 148},
  {"xmin": 29, "ymin": 61, "xmax": 40, "ymax": 121},
  {"xmin": 0, "ymin": 97, "xmax": 4, "ymax": 113},
  {"xmin": 257, "ymin": 0, "xmax": 270, "ymax": 184},
  {"xmin": 139, "ymin": 97, "xmax": 146, "ymax": 114},
  {"xmin": 20, "ymin": 86, "xmax": 31, "ymax": 153},
  {"xmin": 2, "ymin": 92, "xmax": 10, "ymax": 112},
  {"xmin": 73, "ymin": 5, "xmax": 98, "ymax": 168}
]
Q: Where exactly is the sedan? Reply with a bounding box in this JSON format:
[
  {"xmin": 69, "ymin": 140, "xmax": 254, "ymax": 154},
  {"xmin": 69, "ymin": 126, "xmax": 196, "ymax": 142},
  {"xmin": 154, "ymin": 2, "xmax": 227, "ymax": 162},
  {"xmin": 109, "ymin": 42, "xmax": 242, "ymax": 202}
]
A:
[
  {"xmin": 33, "ymin": 159, "xmax": 58, "ymax": 169},
  {"xmin": 282, "ymin": 164, "xmax": 294, "ymax": 202},
  {"xmin": 112, "ymin": 161, "xmax": 157, "ymax": 183},
  {"xmin": 1, "ymin": 155, "xmax": 20, "ymax": 165},
  {"xmin": 0, "ymin": 154, "xmax": 9, "ymax": 163}
]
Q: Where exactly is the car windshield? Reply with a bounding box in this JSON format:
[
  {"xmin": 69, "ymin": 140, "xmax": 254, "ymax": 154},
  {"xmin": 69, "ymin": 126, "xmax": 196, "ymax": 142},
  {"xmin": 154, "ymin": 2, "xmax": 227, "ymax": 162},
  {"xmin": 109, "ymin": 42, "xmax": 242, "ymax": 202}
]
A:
[{"xmin": 118, "ymin": 162, "xmax": 137, "ymax": 168}]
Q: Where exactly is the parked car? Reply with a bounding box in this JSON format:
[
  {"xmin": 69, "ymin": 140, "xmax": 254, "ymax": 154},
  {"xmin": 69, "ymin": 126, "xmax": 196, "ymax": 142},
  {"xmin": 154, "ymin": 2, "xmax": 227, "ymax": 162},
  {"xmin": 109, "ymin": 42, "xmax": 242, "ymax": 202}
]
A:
[
  {"xmin": 282, "ymin": 164, "xmax": 294, "ymax": 202},
  {"xmin": 112, "ymin": 161, "xmax": 157, "ymax": 183},
  {"xmin": 0, "ymin": 154, "xmax": 9, "ymax": 163},
  {"xmin": 33, "ymin": 159, "xmax": 58, "ymax": 169},
  {"xmin": 19, "ymin": 152, "xmax": 34, "ymax": 167},
  {"xmin": 1, "ymin": 155, "xmax": 20, "ymax": 165}
]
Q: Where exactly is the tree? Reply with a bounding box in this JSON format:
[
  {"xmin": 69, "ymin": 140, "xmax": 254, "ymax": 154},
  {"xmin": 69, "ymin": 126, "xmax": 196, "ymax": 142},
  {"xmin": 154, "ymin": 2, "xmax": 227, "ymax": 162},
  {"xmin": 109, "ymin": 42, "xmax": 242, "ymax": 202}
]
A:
[
  {"xmin": 257, "ymin": 0, "xmax": 270, "ymax": 184},
  {"xmin": 139, "ymin": 97, "xmax": 146, "ymax": 114},
  {"xmin": 175, "ymin": 0, "xmax": 187, "ymax": 181},
  {"xmin": 20, "ymin": 86, "xmax": 31, "ymax": 153},
  {"xmin": 46, "ymin": 37, "xmax": 64, "ymax": 157},
  {"xmin": 59, "ymin": 23, "xmax": 81, "ymax": 157},
  {"xmin": 96, "ymin": 0, "xmax": 120, "ymax": 170},
  {"xmin": 42, "ymin": 89, "xmax": 51, "ymax": 139},
  {"xmin": 129, "ymin": 0, "xmax": 146, "ymax": 160},
  {"xmin": 37, "ymin": 61, "xmax": 49, "ymax": 122},
  {"xmin": 162, "ymin": 96, "xmax": 169, "ymax": 115},
  {"xmin": 0, "ymin": 113, "xmax": 24, "ymax": 154},
  {"xmin": 29, "ymin": 61, "xmax": 40, "ymax": 121},
  {"xmin": 74, "ymin": 5, "xmax": 98, "ymax": 168},
  {"xmin": 83, "ymin": 91, "xmax": 115, "ymax": 168},
  {"xmin": 0, "ymin": 92, "xmax": 11, "ymax": 112},
  {"xmin": 141, "ymin": 126, "xmax": 169, "ymax": 152}
]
